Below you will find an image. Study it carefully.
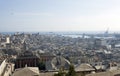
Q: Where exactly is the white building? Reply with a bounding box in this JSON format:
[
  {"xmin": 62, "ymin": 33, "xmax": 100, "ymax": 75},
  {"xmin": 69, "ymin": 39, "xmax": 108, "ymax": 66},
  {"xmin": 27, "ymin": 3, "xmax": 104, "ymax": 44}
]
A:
[
  {"xmin": 6, "ymin": 37, "xmax": 10, "ymax": 44},
  {"xmin": 0, "ymin": 59, "xmax": 7, "ymax": 76},
  {"xmin": 0, "ymin": 59, "xmax": 14, "ymax": 76}
]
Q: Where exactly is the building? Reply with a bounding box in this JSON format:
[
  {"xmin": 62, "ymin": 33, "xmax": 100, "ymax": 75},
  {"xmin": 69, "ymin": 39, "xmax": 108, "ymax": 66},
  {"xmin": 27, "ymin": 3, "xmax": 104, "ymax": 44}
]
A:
[
  {"xmin": 0, "ymin": 59, "xmax": 14, "ymax": 76},
  {"xmin": 86, "ymin": 70, "xmax": 120, "ymax": 76},
  {"xmin": 46, "ymin": 56, "xmax": 70, "ymax": 71},
  {"xmin": 15, "ymin": 40, "xmax": 40, "ymax": 69},
  {"xmin": 15, "ymin": 51, "xmax": 40, "ymax": 69},
  {"xmin": 39, "ymin": 52, "xmax": 55, "ymax": 62},
  {"xmin": 6, "ymin": 36, "xmax": 10, "ymax": 44},
  {"xmin": 75, "ymin": 63, "xmax": 95, "ymax": 74},
  {"xmin": 13, "ymin": 66, "xmax": 40, "ymax": 76},
  {"xmin": 0, "ymin": 59, "xmax": 7, "ymax": 76}
]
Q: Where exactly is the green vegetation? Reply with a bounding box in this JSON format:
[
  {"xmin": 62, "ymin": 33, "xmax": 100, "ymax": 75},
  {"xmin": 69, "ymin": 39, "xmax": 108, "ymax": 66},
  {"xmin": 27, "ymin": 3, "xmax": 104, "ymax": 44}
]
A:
[
  {"xmin": 37, "ymin": 61, "xmax": 45, "ymax": 70},
  {"xmin": 54, "ymin": 67, "xmax": 66, "ymax": 76},
  {"xmin": 66, "ymin": 64, "xmax": 76, "ymax": 76},
  {"xmin": 54, "ymin": 64, "xmax": 77, "ymax": 76}
]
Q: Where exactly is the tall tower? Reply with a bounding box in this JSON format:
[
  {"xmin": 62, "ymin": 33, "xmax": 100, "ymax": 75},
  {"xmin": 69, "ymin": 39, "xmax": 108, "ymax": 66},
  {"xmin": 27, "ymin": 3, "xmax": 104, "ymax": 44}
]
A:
[
  {"xmin": 23, "ymin": 41, "xmax": 27, "ymax": 51},
  {"xmin": 6, "ymin": 37, "xmax": 10, "ymax": 43}
]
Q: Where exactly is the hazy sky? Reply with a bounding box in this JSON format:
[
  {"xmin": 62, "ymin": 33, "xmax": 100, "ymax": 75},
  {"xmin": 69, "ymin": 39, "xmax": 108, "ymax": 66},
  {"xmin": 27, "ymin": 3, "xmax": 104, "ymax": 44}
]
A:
[{"xmin": 0, "ymin": 0, "xmax": 120, "ymax": 32}]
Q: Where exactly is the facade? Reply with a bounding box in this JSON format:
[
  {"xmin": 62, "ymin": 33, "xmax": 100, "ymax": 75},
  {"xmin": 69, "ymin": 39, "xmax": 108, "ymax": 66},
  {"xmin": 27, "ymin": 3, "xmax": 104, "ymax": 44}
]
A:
[
  {"xmin": 15, "ymin": 40, "xmax": 40, "ymax": 69},
  {"xmin": 15, "ymin": 51, "xmax": 39, "ymax": 69},
  {"xmin": 0, "ymin": 59, "xmax": 7, "ymax": 76},
  {"xmin": 39, "ymin": 53, "xmax": 55, "ymax": 62}
]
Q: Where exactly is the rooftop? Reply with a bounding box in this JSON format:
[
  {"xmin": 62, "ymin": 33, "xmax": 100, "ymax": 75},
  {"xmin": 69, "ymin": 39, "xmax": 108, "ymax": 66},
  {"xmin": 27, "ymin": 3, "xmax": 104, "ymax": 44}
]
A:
[
  {"xmin": 13, "ymin": 67, "xmax": 39, "ymax": 76},
  {"xmin": 75, "ymin": 63, "xmax": 95, "ymax": 72},
  {"xmin": 86, "ymin": 70, "xmax": 120, "ymax": 76}
]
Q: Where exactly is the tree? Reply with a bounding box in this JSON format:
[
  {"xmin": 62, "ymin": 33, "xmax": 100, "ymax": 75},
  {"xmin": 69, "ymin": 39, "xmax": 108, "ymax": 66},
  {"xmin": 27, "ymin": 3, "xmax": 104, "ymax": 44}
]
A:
[
  {"xmin": 66, "ymin": 64, "xmax": 77, "ymax": 76},
  {"xmin": 54, "ymin": 64, "xmax": 77, "ymax": 76},
  {"xmin": 37, "ymin": 61, "xmax": 45, "ymax": 70},
  {"xmin": 54, "ymin": 67, "xmax": 66, "ymax": 76}
]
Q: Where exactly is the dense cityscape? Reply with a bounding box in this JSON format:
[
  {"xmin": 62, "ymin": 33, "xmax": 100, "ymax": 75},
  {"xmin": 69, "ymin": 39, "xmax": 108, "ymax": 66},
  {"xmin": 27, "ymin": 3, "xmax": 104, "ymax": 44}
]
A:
[
  {"xmin": 1, "ymin": 0, "xmax": 120, "ymax": 76},
  {"xmin": 1, "ymin": 31, "xmax": 120, "ymax": 76}
]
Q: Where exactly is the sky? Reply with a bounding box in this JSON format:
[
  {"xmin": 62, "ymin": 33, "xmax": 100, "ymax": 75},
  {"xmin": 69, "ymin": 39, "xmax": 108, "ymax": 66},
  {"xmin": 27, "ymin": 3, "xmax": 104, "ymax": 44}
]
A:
[{"xmin": 0, "ymin": 0, "xmax": 120, "ymax": 32}]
